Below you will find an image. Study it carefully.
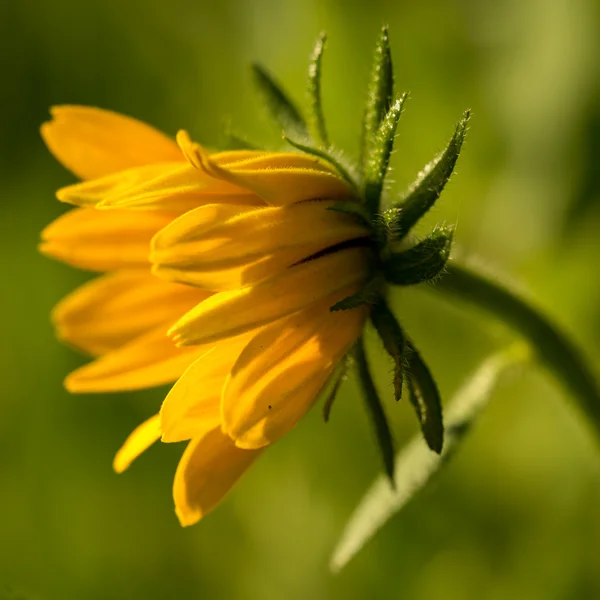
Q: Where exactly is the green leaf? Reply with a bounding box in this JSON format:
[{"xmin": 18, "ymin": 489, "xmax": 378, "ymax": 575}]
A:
[
  {"xmin": 354, "ymin": 337, "xmax": 396, "ymax": 484},
  {"xmin": 383, "ymin": 225, "xmax": 454, "ymax": 285},
  {"xmin": 361, "ymin": 26, "xmax": 394, "ymax": 167},
  {"xmin": 251, "ymin": 63, "xmax": 308, "ymax": 139},
  {"xmin": 363, "ymin": 93, "xmax": 408, "ymax": 215},
  {"xmin": 389, "ymin": 110, "xmax": 470, "ymax": 238},
  {"xmin": 370, "ymin": 299, "xmax": 407, "ymax": 401},
  {"xmin": 435, "ymin": 260, "xmax": 600, "ymax": 440},
  {"xmin": 330, "ymin": 345, "xmax": 528, "ymax": 573},
  {"xmin": 405, "ymin": 339, "xmax": 444, "ymax": 454},
  {"xmin": 330, "ymin": 275, "xmax": 383, "ymax": 311},
  {"xmin": 307, "ymin": 32, "xmax": 329, "ymax": 147},
  {"xmin": 284, "ymin": 136, "xmax": 357, "ymax": 188}
]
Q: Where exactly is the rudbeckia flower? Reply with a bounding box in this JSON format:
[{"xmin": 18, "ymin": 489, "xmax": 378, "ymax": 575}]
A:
[
  {"xmin": 42, "ymin": 30, "xmax": 469, "ymax": 526},
  {"xmin": 42, "ymin": 106, "xmax": 372, "ymax": 525}
]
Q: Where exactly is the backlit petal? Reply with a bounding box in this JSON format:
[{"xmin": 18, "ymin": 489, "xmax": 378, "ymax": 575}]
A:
[
  {"xmin": 155, "ymin": 249, "xmax": 345, "ymax": 291},
  {"xmin": 173, "ymin": 428, "xmax": 261, "ymax": 526},
  {"xmin": 222, "ymin": 294, "xmax": 367, "ymax": 448},
  {"xmin": 40, "ymin": 208, "xmax": 176, "ymax": 271},
  {"xmin": 178, "ymin": 131, "xmax": 332, "ymax": 173},
  {"xmin": 169, "ymin": 247, "xmax": 369, "ymax": 345},
  {"xmin": 113, "ymin": 414, "xmax": 162, "ymax": 474},
  {"xmin": 56, "ymin": 162, "xmax": 259, "ymax": 212},
  {"xmin": 160, "ymin": 332, "xmax": 253, "ymax": 442},
  {"xmin": 65, "ymin": 324, "xmax": 206, "ymax": 393},
  {"xmin": 194, "ymin": 149, "xmax": 267, "ymax": 165},
  {"xmin": 151, "ymin": 201, "xmax": 370, "ymax": 289},
  {"xmin": 41, "ymin": 106, "xmax": 183, "ymax": 180},
  {"xmin": 160, "ymin": 382, "xmax": 222, "ymax": 443},
  {"xmin": 53, "ymin": 271, "xmax": 208, "ymax": 356},
  {"xmin": 177, "ymin": 130, "xmax": 355, "ymax": 205}
]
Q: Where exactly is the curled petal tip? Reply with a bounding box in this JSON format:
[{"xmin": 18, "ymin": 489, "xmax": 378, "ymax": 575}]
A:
[
  {"xmin": 175, "ymin": 507, "xmax": 201, "ymax": 528},
  {"xmin": 232, "ymin": 436, "xmax": 267, "ymax": 451},
  {"xmin": 112, "ymin": 455, "xmax": 127, "ymax": 474},
  {"xmin": 63, "ymin": 374, "xmax": 80, "ymax": 393},
  {"xmin": 176, "ymin": 130, "xmax": 210, "ymax": 172},
  {"xmin": 55, "ymin": 188, "xmax": 69, "ymax": 203}
]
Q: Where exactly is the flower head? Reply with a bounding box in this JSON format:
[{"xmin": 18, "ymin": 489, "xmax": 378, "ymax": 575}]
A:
[
  {"xmin": 41, "ymin": 30, "xmax": 468, "ymax": 526},
  {"xmin": 42, "ymin": 104, "xmax": 373, "ymax": 524}
]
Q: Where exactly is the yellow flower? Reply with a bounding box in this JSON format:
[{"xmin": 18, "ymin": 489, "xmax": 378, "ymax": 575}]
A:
[{"xmin": 42, "ymin": 106, "xmax": 371, "ymax": 525}]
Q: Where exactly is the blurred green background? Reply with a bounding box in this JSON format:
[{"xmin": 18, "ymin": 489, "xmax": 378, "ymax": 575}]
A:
[{"xmin": 2, "ymin": 0, "xmax": 600, "ymax": 598}]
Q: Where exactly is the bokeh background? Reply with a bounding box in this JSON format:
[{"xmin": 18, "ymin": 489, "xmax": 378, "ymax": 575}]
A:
[{"xmin": 2, "ymin": 0, "xmax": 600, "ymax": 598}]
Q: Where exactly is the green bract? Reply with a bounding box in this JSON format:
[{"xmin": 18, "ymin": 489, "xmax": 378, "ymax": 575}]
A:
[
  {"xmin": 241, "ymin": 28, "xmax": 600, "ymax": 537},
  {"xmin": 361, "ymin": 26, "xmax": 394, "ymax": 168},
  {"xmin": 307, "ymin": 32, "xmax": 329, "ymax": 148}
]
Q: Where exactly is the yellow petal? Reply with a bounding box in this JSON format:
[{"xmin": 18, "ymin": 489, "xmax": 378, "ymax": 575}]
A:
[
  {"xmin": 160, "ymin": 333, "xmax": 253, "ymax": 442},
  {"xmin": 208, "ymin": 163, "xmax": 353, "ymax": 206},
  {"xmin": 200, "ymin": 149, "xmax": 267, "ymax": 165},
  {"xmin": 222, "ymin": 294, "xmax": 367, "ymax": 449},
  {"xmin": 113, "ymin": 414, "xmax": 162, "ymax": 474},
  {"xmin": 41, "ymin": 106, "xmax": 183, "ymax": 180},
  {"xmin": 177, "ymin": 130, "xmax": 355, "ymax": 205},
  {"xmin": 173, "ymin": 428, "xmax": 261, "ymax": 526},
  {"xmin": 153, "ymin": 253, "xmax": 316, "ymax": 292},
  {"xmin": 151, "ymin": 201, "xmax": 370, "ymax": 289},
  {"xmin": 40, "ymin": 207, "xmax": 176, "ymax": 271},
  {"xmin": 65, "ymin": 324, "xmax": 205, "ymax": 393},
  {"xmin": 169, "ymin": 246, "xmax": 369, "ymax": 345},
  {"xmin": 160, "ymin": 379, "xmax": 222, "ymax": 443},
  {"xmin": 178, "ymin": 131, "xmax": 332, "ymax": 173},
  {"xmin": 56, "ymin": 162, "xmax": 259, "ymax": 212},
  {"xmin": 53, "ymin": 271, "xmax": 208, "ymax": 356}
]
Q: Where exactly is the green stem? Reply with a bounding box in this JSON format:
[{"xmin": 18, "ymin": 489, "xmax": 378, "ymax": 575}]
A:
[{"xmin": 435, "ymin": 260, "xmax": 600, "ymax": 440}]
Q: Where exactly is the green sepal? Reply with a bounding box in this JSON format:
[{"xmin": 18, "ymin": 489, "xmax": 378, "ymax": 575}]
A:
[
  {"xmin": 307, "ymin": 32, "xmax": 329, "ymax": 147},
  {"xmin": 355, "ymin": 337, "xmax": 396, "ymax": 484},
  {"xmin": 388, "ymin": 110, "xmax": 470, "ymax": 238},
  {"xmin": 405, "ymin": 339, "xmax": 444, "ymax": 454},
  {"xmin": 383, "ymin": 225, "xmax": 454, "ymax": 285},
  {"xmin": 323, "ymin": 354, "xmax": 352, "ymax": 422},
  {"xmin": 284, "ymin": 136, "xmax": 357, "ymax": 188},
  {"xmin": 251, "ymin": 63, "xmax": 309, "ymax": 139},
  {"xmin": 370, "ymin": 299, "xmax": 407, "ymax": 401},
  {"xmin": 330, "ymin": 275, "xmax": 384, "ymax": 311},
  {"xmin": 363, "ymin": 93, "xmax": 408, "ymax": 215},
  {"xmin": 361, "ymin": 26, "xmax": 394, "ymax": 167}
]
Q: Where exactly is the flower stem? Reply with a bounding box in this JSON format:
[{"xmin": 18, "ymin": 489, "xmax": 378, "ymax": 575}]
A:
[{"xmin": 435, "ymin": 260, "xmax": 600, "ymax": 442}]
